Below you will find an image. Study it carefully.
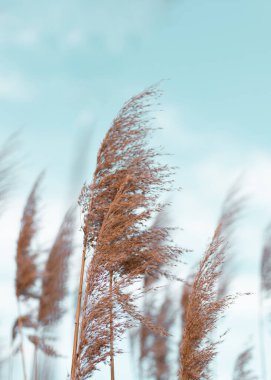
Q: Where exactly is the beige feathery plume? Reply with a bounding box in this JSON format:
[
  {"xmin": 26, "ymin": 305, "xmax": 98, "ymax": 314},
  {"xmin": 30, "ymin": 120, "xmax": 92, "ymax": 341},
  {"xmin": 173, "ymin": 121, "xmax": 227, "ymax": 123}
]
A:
[
  {"xmin": 180, "ymin": 271, "xmax": 195, "ymax": 330},
  {"xmin": 15, "ymin": 173, "xmax": 43, "ymax": 380},
  {"xmin": 72, "ymin": 86, "xmax": 182, "ymax": 380},
  {"xmin": 38, "ymin": 207, "xmax": 75, "ymax": 328},
  {"xmin": 179, "ymin": 186, "xmax": 244, "ymax": 380},
  {"xmin": 29, "ymin": 208, "xmax": 75, "ymax": 379},
  {"xmin": 179, "ymin": 224, "xmax": 236, "ymax": 380},
  {"xmin": 138, "ymin": 208, "xmax": 173, "ymax": 379},
  {"xmin": 16, "ymin": 173, "xmax": 43, "ymax": 300},
  {"xmin": 148, "ymin": 292, "xmax": 175, "ymax": 380},
  {"xmin": 12, "ymin": 314, "xmax": 37, "ymax": 342}
]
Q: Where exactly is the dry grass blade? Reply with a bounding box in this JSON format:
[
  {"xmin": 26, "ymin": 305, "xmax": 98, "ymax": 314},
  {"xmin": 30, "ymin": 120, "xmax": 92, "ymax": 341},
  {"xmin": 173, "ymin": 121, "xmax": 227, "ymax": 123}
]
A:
[
  {"xmin": 74, "ymin": 86, "xmax": 183, "ymax": 379},
  {"xmin": 38, "ymin": 207, "xmax": 75, "ymax": 327},
  {"xmin": 179, "ymin": 184, "xmax": 244, "ymax": 380},
  {"xmin": 233, "ymin": 346, "xmax": 258, "ymax": 380}
]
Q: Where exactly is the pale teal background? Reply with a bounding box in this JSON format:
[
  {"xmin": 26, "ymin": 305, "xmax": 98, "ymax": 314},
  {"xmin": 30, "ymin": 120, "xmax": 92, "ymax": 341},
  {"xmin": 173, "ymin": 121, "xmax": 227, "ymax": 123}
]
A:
[{"xmin": 1, "ymin": 1, "xmax": 271, "ymax": 379}]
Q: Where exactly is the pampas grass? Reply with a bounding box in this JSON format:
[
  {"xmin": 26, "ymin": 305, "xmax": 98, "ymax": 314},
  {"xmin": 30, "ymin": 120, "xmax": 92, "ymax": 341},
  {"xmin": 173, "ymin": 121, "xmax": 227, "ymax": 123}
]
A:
[
  {"xmin": 72, "ymin": 86, "xmax": 182, "ymax": 380},
  {"xmin": 0, "ymin": 90, "xmax": 264, "ymax": 380}
]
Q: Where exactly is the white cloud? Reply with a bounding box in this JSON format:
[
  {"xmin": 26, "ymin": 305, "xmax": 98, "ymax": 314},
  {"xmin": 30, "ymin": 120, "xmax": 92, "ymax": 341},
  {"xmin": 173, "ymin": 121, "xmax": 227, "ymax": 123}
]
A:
[
  {"xmin": 15, "ymin": 28, "xmax": 40, "ymax": 47},
  {"xmin": 65, "ymin": 28, "xmax": 85, "ymax": 48},
  {"xmin": 76, "ymin": 109, "xmax": 95, "ymax": 128},
  {"xmin": 1, "ymin": 0, "xmax": 169, "ymax": 53},
  {"xmin": 0, "ymin": 72, "xmax": 36, "ymax": 102},
  {"xmin": 158, "ymin": 104, "xmax": 271, "ymax": 298},
  {"xmin": 0, "ymin": 12, "xmax": 41, "ymax": 47},
  {"xmin": 80, "ymin": 0, "xmax": 167, "ymax": 53},
  {"xmin": 244, "ymin": 152, "xmax": 271, "ymax": 206}
]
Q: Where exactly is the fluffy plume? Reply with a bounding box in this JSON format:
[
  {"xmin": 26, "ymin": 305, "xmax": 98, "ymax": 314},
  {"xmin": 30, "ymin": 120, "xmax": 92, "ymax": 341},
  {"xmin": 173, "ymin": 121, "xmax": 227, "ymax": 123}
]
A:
[
  {"xmin": 138, "ymin": 208, "xmax": 173, "ymax": 378},
  {"xmin": 180, "ymin": 271, "xmax": 195, "ymax": 329},
  {"xmin": 74, "ymin": 86, "xmax": 182, "ymax": 379},
  {"xmin": 148, "ymin": 292, "xmax": 175, "ymax": 380},
  {"xmin": 38, "ymin": 207, "xmax": 75, "ymax": 327},
  {"xmin": 16, "ymin": 173, "xmax": 43, "ymax": 300},
  {"xmin": 28, "ymin": 336, "xmax": 59, "ymax": 358},
  {"xmin": 179, "ymin": 224, "xmax": 236, "ymax": 380},
  {"xmin": 178, "ymin": 186, "xmax": 243, "ymax": 380},
  {"xmin": 233, "ymin": 346, "xmax": 258, "ymax": 380},
  {"xmin": 30, "ymin": 208, "xmax": 75, "ymax": 366}
]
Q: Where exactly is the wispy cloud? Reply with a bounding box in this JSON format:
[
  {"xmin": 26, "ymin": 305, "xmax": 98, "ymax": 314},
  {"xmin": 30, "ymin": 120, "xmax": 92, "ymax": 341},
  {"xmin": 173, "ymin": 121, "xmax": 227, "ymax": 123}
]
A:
[
  {"xmin": 1, "ymin": 0, "xmax": 170, "ymax": 53},
  {"xmin": 0, "ymin": 72, "xmax": 36, "ymax": 102},
  {"xmin": 0, "ymin": 11, "xmax": 40, "ymax": 47}
]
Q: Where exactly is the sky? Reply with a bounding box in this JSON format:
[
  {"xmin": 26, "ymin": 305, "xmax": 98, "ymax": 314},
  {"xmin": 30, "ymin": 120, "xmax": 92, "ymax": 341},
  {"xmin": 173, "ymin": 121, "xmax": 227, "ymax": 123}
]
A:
[{"xmin": 1, "ymin": 0, "xmax": 271, "ymax": 379}]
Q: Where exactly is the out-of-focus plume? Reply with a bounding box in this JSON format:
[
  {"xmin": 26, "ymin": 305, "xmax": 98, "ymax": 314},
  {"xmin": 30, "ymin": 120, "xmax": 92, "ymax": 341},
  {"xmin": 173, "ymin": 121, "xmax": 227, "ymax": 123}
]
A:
[
  {"xmin": 38, "ymin": 207, "xmax": 75, "ymax": 328},
  {"xmin": 260, "ymin": 224, "xmax": 271, "ymax": 298},
  {"xmin": 217, "ymin": 180, "xmax": 245, "ymax": 299},
  {"xmin": 12, "ymin": 314, "xmax": 37, "ymax": 342},
  {"xmin": 30, "ymin": 208, "xmax": 75, "ymax": 379},
  {"xmin": 147, "ymin": 291, "xmax": 175, "ymax": 380},
  {"xmin": 137, "ymin": 207, "xmax": 173, "ymax": 379},
  {"xmin": 259, "ymin": 223, "xmax": 271, "ymax": 380},
  {"xmin": 0, "ymin": 132, "xmax": 19, "ymax": 214},
  {"xmin": 233, "ymin": 345, "xmax": 258, "ymax": 380},
  {"xmin": 14, "ymin": 173, "xmax": 43, "ymax": 380},
  {"xmin": 15, "ymin": 173, "xmax": 43, "ymax": 300}
]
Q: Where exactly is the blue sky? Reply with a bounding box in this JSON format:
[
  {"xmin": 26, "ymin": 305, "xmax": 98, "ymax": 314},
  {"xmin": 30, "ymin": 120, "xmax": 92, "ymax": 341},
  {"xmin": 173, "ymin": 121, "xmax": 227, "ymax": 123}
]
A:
[{"xmin": 1, "ymin": 0, "xmax": 271, "ymax": 379}]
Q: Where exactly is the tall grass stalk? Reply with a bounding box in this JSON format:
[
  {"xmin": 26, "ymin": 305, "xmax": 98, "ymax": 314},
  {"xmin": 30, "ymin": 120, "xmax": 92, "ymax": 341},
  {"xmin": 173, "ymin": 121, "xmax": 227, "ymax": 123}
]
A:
[{"xmin": 17, "ymin": 301, "xmax": 27, "ymax": 380}]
